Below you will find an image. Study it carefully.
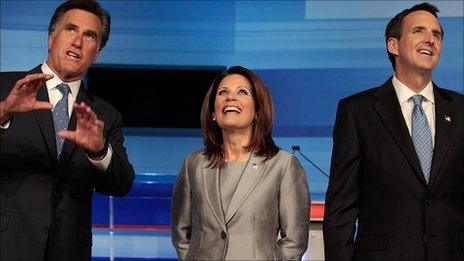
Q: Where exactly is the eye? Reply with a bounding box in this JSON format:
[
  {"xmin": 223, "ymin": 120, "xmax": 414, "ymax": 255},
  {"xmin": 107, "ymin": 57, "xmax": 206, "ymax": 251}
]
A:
[
  {"xmin": 85, "ymin": 33, "xmax": 96, "ymax": 41},
  {"xmin": 83, "ymin": 30, "xmax": 98, "ymax": 41},
  {"xmin": 238, "ymin": 89, "xmax": 249, "ymax": 95},
  {"xmin": 218, "ymin": 89, "xmax": 228, "ymax": 95},
  {"xmin": 412, "ymin": 27, "xmax": 424, "ymax": 34},
  {"xmin": 433, "ymin": 32, "xmax": 442, "ymax": 40},
  {"xmin": 65, "ymin": 25, "xmax": 76, "ymax": 33}
]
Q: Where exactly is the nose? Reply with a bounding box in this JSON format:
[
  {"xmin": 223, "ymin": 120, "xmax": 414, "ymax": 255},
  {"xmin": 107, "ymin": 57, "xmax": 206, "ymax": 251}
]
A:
[
  {"xmin": 424, "ymin": 30, "xmax": 435, "ymax": 45},
  {"xmin": 226, "ymin": 92, "xmax": 237, "ymax": 101},
  {"xmin": 71, "ymin": 33, "xmax": 83, "ymax": 48}
]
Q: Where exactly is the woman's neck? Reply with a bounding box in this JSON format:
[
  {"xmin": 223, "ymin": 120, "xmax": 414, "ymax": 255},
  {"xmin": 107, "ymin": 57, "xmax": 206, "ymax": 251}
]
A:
[{"xmin": 222, "ymin": 130, "xmax": 252, "ymax": 162}]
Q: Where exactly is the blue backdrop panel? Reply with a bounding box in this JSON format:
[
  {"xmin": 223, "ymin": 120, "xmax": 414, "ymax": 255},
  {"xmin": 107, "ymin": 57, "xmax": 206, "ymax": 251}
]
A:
[{"xmin": 1, "ymin": 1, "xmax": 462, "ymax": 259}]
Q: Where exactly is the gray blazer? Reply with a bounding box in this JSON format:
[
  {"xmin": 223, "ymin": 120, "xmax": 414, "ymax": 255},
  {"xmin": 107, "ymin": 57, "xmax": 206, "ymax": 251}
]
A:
[{"xmin": 171, "ymin": 149, "xmax": 310, "ymax": 260}]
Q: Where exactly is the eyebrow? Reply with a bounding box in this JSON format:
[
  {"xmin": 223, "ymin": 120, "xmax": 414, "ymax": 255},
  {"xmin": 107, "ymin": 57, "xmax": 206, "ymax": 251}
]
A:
[
  {"xmin": 84, "ymin": 29, "xmax": 98, "ymax": 38},
  {"xmin": 65, "ymin": 23, "xmax": 77, "ymax": 29},
  {"xmin": 412, "ymin": 25, "xmax": 442, "ymax": 36},
  {"xmin": 432, "ymin": 29, "xmax": 443, "ymax": 37},
  {"xmin": 65, "ymin": 23, "xmax": 98, "ymax": 38},
  {"xmin": 218, "ymin": 85, "xmax": 250, "ymax": 89},
  {"xmin": 411, "ymin": 25, "xmax": 425, "ymax": 31}
]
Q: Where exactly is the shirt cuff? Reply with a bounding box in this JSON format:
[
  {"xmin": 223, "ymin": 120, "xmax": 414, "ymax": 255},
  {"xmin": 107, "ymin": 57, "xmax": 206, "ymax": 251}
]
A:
[
  {"xmin": 87, "ymin": 143, "xmax": 113, "ymax": 171},
  {"xmin": 0, "ymin": 119, "xmax": 11, "ymax": 129}
]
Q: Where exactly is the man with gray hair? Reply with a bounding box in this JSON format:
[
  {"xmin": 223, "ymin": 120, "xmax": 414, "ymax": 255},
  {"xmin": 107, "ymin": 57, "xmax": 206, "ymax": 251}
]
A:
[{"xmin": 0, "ymin": 1, "xmax": 134, "ymax": 260}]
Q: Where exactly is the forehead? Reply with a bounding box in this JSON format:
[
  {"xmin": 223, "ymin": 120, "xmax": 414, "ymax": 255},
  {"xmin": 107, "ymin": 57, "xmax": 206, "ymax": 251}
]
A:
[
  {"xmin": 58, "ymin": 9, "xmax": 101, "ymax": 33},
  {"xmin": 403, "ymin": 10, "xmax": 441, "ymax": 31},
  {"xmin": 219, "ymin": 74, "xmax": 252, "ymax": 88}
]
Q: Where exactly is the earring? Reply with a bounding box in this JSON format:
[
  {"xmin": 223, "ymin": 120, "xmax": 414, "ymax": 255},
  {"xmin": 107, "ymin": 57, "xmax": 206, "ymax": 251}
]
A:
[{"xmin": 212, "ymin": 116, "xmax": 216, "ymax": 121}]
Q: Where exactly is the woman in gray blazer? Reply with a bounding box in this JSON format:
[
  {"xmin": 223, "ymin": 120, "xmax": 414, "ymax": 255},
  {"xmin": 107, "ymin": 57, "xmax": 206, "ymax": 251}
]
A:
[{"xmin": 171, "ymin": 66, "xmax": 310, "ymax": 260}]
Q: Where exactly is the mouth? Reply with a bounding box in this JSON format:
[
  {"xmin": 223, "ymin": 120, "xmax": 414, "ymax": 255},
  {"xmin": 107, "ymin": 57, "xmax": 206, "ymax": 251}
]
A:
[
  {"xmin": 418, "ymin": 48, "xmax": 433, "ymax": 56},
  {"xmin": 66, "ymin": 50, "xmax": 81, "ymax": 60},
  {"xmin": 222, "ymin": 105, "xmax": 242, "ymax": 115}
]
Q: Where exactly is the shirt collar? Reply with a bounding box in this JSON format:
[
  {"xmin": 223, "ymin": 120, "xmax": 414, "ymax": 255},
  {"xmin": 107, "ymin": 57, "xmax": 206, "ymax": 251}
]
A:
[
  {"xmin": 41, "ymin": 62, "xmax": 81, "ymax": 96},
  {"xmin": 392, "ymin": 75, "xmax": 435, "ymax": 105}
]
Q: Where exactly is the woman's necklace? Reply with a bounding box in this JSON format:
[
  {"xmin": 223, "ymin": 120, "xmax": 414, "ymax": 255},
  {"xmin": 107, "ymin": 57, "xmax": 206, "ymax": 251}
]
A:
[{"xmin": 225, "ymin": 150, "xmax": 252, "ymax": 163}]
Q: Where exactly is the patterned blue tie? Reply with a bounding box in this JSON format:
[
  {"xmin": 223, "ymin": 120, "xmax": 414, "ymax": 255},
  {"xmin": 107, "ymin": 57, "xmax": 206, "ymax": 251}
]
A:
[
  {"xmin": 411, "ymin": 94, "xmax": 433, "ymax": 184},
  {"xmin": 53, "ymin": 83, "xmax": 70, "ymax": 158}
]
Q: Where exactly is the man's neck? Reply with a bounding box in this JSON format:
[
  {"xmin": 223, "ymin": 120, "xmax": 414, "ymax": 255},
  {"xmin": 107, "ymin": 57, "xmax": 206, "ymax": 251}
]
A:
[
  {"xmin": 44, "ymin": 60, "xmax": 81, "ymax": 83},
  {"xmin": 395, "ymin": 69, "xmax": 432, "ymax": 93}
]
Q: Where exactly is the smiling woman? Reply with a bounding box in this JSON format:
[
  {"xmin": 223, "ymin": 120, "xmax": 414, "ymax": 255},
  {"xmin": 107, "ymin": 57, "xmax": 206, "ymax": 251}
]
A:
[
  {"xmin": 171, "ymin": 66, "xmax": 311, "ymax": 260},
  {"xmin": 201, "ymin": 66, "xmax": 279, "ymax": 167}
]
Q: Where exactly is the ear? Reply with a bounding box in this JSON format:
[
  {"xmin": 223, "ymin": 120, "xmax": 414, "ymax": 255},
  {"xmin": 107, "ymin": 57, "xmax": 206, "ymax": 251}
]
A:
[
  {"xmin": 387, "ymin": 37, "xmax": 399, "ymax": 56},
  {"xmin": 48, "ymin": 32, "xmax": 55, "ymax": 53}
]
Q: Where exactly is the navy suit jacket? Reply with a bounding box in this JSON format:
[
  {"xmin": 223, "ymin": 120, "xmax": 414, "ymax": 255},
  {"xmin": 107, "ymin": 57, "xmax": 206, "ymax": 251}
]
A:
[
  {"xmin": 323, "ymin": 77, "xmax": 463, "ymax": 261},
  {"xmin": 0, "ymin": 65, "xmax": 135, "ymax": 260}
]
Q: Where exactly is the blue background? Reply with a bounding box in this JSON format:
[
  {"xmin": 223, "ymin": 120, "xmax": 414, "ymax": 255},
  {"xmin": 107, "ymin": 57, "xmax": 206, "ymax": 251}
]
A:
[{"xmin": 1, "ymin": 1, "xmax": 462, "ymax": 259}]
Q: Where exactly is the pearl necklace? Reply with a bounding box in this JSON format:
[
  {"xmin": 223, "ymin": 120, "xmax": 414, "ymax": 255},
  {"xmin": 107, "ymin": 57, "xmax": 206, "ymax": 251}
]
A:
[{"xmin": 225, "ymin": 150, "xmax": 252, "ymax": 163}]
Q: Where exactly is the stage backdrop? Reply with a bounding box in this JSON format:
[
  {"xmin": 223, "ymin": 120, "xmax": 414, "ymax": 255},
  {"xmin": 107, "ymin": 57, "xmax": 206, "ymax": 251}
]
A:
[{"xmin": 1, "ymin": 1, "xmax": 462, "ymax": 260}]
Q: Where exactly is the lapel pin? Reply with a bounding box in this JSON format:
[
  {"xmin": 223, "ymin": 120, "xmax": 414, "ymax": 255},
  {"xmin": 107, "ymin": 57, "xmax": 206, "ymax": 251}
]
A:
[
  {"xmin": 444, "ymin": 115, "xmax": 451, "ymax": 123},
  {"xmin": 252, "ymin": 163, "xmax": 258, "ymax": 170}
]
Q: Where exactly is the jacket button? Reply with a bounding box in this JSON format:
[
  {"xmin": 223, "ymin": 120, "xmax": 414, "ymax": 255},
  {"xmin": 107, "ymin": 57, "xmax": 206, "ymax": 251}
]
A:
[
  {"xmin": 53, "ymin": 191, "xmax": 61, "ymax": 199},
  {"xmin": 422, "ymin": 235, "xmax": 428, "ymax": 242},
  {"xmin": 42, "ymin": 225, "xmax": 50, "ymax": 233},
  {"xmin": 425, "ymin": 199, "xmax": 432, "ymax": 205},
  {"xmin": 220, "ymin": 231, "xmax": 227, "ymax": 239}
]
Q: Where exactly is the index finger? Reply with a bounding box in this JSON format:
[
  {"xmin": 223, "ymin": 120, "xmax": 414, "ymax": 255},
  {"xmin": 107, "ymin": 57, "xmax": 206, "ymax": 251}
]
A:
[
  {"xmin": 74, "ymin": 102, "xmax": 98, "ymax": 120},
  {"xmin": 15, "ymin": 73, "xmax": 54, "ymax": 91}
]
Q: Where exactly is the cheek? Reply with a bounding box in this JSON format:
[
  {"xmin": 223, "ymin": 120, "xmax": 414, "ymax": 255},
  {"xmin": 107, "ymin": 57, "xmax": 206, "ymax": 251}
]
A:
[{"xmin": 213, "ymin": 99, "xmax": 222, "ymax": 113}]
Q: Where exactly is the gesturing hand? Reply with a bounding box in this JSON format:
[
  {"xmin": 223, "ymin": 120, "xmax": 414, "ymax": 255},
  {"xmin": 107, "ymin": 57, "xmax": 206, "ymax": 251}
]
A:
[
  {"xmin": 0, "ymin": 73, "xmax": 54, "ymax": 123},
  {"xmin": 58, "ymin": 102, "xmax": 106, "ymax": 156}
]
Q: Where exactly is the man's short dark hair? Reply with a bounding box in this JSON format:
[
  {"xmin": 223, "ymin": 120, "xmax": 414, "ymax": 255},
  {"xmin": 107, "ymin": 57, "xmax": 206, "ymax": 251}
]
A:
[
  {"xmin": 48, "ymin": 0, "xmax": 111, "ymax": 50},
  {"xmin": 385, "ymin": 2, "xmax": 443, "ymax": 71}
]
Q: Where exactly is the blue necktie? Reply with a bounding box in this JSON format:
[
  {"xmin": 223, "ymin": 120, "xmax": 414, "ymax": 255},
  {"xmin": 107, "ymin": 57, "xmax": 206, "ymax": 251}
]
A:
[
  {"xmin": 53, "ymin": 83, "xmax": 70, "ymax": 158},
  {"xmin": 411, "ymin": 94, "xmax": 433, "ymax": 184}
]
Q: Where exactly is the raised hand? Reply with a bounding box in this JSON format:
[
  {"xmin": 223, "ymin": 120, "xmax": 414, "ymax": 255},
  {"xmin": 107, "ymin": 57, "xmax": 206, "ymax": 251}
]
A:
[
  {"xmin": 0, "ymin": 73, "xmax": 54, "ymax": 123},
  {"xmin": 58, "ymin": 102, "xmax": 106, "ymax": 158}
]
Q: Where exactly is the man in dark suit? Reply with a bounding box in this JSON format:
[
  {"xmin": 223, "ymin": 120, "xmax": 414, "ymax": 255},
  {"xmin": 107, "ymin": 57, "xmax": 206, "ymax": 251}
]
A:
[
  {"xmin": 323, "ymin": 3, "xmax": 463, "ymax": 260},
  {"xmin": 0, "ymin": 1, "xmax": 135, "ymax": 260}
]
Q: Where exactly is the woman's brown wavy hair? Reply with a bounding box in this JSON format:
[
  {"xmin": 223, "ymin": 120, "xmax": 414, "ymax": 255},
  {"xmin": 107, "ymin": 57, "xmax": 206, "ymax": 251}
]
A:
[{"xmin": 200, "ymin": 66, "xmax": 279, "ymax": 168}]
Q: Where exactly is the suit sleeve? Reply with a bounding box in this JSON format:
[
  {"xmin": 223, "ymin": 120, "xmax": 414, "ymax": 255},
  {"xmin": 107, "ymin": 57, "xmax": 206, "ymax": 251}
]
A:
[
  {"xmin": 93, "ymin": 111, "xmax": 135, "ymax": 196},
  {"xmin": 323, "ymin": 99, "xmax": 361, "ymax": 261},
  {"xmin": 171, "ymin": 155, "xmax": 191, "ymax": 260},
  {"xmin": 277, "ymin": 155, "xmax": 310, "ymax": 260}
]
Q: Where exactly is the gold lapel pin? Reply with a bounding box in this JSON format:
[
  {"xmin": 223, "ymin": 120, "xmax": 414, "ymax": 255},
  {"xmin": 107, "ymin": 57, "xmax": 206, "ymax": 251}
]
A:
[{"xmin": 444, "ymin": 115, "xmax": 451, "ymax": 123}]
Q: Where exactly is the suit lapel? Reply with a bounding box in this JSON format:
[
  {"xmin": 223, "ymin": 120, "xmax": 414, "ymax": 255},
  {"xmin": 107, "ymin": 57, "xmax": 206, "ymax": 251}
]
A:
[
  {"xmin": 373, "ymin": 79, "xmax": 426, "ymax": 184},
  {"xmin": 225, "ymin": 153, "xmax": 267, "ymax": 224},
  {"xmin": 33, "ymin": 83, "xmax": 58, "ymax": 163},
  {"xmin": 59, "ymin": 83, "xmax": 95, "ymax": 167},
  {"xmin": 428, "ymin": 86, "xmax": 455, "ymax": 187},
  {"xmin": 202, "ymin": 160, "xmax": 226, "ymax": 229}
]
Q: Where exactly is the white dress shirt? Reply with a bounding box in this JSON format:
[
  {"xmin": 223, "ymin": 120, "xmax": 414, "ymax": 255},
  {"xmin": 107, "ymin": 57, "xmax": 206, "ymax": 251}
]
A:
[{"xmin": 392, "ymin": 75, "xmax": 436, "ymax": 146}]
